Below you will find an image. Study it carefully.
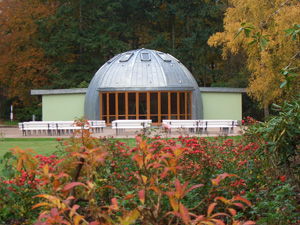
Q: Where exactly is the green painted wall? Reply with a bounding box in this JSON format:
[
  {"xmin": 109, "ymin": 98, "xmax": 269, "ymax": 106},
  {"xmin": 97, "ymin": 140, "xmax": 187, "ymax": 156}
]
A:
[
  {"xmin": 42, "ymin": 94, "xmax": 86, "ymax": 121},
  {"xmin": 201, "ymin": 92, "xmax": 242, "ymax": 120}
]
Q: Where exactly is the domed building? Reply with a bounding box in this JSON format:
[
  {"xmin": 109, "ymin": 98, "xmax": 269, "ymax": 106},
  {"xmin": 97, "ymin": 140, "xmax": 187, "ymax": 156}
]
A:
[
  {"xmin": 31, "ymin": 49, "xmax": 245, "ymax": 123},
  {"xmin": 84, "ymin": 49, "xmax": 203, "ymax": 124}
]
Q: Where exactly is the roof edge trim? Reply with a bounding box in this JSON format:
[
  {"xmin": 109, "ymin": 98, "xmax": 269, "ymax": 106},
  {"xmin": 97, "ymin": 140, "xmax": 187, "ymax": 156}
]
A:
[
  {"xmin": 199, "ymin": 87, "xmax": 247, "ymax": 93},
  {"xmin": 31, "ymin": 88, "xmax": 87, "ymax": 95},
  {"xmin": 98, "ymin": 87, "xmax": 194, "ymax": 92}
]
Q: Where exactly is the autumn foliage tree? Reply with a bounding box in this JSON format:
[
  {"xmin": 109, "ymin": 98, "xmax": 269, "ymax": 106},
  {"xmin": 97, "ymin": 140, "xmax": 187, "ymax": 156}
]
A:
[
  {"xmin": 0, "ymin": 0, "xmax": 57, "ymax": 105},
  {"xmin": 208, "ymin": 0, "xmax": 300, "ymax": 117}
]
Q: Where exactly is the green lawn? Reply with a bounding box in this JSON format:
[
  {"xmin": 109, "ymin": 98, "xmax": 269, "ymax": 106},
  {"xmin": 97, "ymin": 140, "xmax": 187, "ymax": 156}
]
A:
[
  {"xmin": 0, "ymin": 135, "xmax": 240, "ymax": 158},
  {"xmin": 0, "ymin": 137, "xmax": 139, "ymax": 158},
  {"xmin": 0, "ymin": 138, "xmax": 60, "ymax": 158}
]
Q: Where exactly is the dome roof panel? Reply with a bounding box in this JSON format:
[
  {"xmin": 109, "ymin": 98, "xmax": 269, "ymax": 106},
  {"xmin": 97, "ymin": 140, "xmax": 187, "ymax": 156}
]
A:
[{"xmin": 84, "ymin": 49, "xmax": 203, "ymax": 120}]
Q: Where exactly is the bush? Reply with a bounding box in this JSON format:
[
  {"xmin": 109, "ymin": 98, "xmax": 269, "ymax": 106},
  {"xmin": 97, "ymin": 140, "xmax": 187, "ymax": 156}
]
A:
[{"xmin": 0, "ymin": 118, "xmax": 299, "ymax": 224}]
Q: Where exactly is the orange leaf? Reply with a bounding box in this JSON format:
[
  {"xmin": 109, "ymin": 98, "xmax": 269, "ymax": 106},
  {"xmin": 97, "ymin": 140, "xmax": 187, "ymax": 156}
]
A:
[
  {"xmin": 207, "ymin": 203, "xmax": 217, "ymax": 217},
  {"xmin": 141, "ymin": 175, "xmax": 148, "ymax": 184},
  {"xmin": 133, "ymin": 154, "xmax": 144, "ymax": 169},
  {"xmin": 169, "ymin": 196, "xmax": 179, "ymax": 212},
  {"xmin": 53, "ymin": 179, "xmax": 60, "ymax": 191},
  {"xmin": 173, "ymin": 145, "xmax": 185, "ymax": 158},
  {"xmin": 211, "ymin": 178, "xmax": 221, "ymax": 186},
  {"xmin": 32, "ymin": 202, "xmax": 51, "ymax": 210},
  {"xmin": 211, "ymin": 219, "xmax": 226, "ymax": 225},
  {"xmin": 215, "ymin": 196, "xmax": 230, "ymax": 205},
  {"xmin": 232, "ymin": 196, "xmax": 251, "ymax": 207},
  {"xmin": 69, "ymin": 204, "xmax": 80, "ymax": 218},
  {"xmin": 43, "ymin": 164, "xmax": 49, "ymax": 176},
  {"xmin": 124, "ymin": 194, "xmax": 134, "ymax": 200},
  {"xmin": 179, "ymin": 203, "xmax": 190, "ymax": 224},
  {"xmin": 73, "ymin": 215, "xmax": 84, "ymax": 225},
  {"xmin": 227, "ymin": 208, "xmax": 237, "ymax": 217},
  {"xmin": 148, "ymin": 186, "xmax": 159, "ymax": 194},
  {"xmin": 145, "ymin": 153, "xmax": 153, "ymax": 164},
  {"xmin": 139, "ymin": 190, "xmax": 145, "ymax": 205}
]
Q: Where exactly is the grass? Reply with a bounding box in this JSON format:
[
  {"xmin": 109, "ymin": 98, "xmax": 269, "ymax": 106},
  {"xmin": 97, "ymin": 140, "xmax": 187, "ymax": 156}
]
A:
[
  {"xmin": 0, "ymin": 135, "xmax": 241, "ymax": 157},
  {"xmin": 1, "ymin": 120, "xmax": 19, "ymax": 126},
  {"xmin": 0, "ymin": 137, "xmax": 138, "ymax": 160},
  {"xmin": 0, "ymin": 138, "xmax": 60, "ymax": 158}
]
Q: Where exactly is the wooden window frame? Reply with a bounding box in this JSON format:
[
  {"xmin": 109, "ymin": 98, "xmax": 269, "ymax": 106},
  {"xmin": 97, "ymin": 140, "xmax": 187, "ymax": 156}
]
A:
[{"xmin": 100, "ymin": 91, "xmax": 193, "ymax": 124}]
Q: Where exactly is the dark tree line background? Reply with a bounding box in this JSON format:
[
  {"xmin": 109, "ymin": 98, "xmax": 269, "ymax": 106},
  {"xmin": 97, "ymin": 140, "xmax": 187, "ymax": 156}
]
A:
[{"xmin": 0, "ymin": 0, "xmax": 262, "ymax": 121}]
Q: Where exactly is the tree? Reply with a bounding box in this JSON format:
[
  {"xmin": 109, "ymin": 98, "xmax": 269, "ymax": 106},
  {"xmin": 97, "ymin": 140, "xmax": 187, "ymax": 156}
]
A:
[
  {"xmin": 0, "ymin": 0, "xmax": 57, "ymax": 105},
  {"xmin": 208, "ymin": 0, "xmax": 300, "ymax": 117}
]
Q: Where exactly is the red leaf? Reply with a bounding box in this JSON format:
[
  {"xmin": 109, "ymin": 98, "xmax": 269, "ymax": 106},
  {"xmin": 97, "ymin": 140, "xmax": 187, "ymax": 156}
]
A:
[
  {"xmin": 111, "ymin": 197, "xmax": 119, "ymax": 210},
  {"xmin": 243, "ymin": 221, "xmax": 256, "ymax": 225},
  {"xmin": 211, "ymin": 219, "xmax": 226, "ymax": 225},
  {"xmin": 139, "ymin": 190, "xmax": 145, "ymax": 205},
  {"xmin": 174, "ymin": 179, "xmax": 182, "ymax": 199},
  {"xmin": 63, "ymin": 182, "xmax": 88, "ymax": 191},
  {"xmin": 184, "ymin": 183, "xmax": 203, "ymax": 197},
  {"xmin": 233, "ymin": 202, "xmax": 245, "ymax": 211}
]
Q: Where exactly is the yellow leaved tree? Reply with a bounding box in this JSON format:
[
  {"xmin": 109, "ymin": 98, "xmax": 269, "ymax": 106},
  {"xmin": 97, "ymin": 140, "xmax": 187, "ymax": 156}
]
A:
[{"xmin": 208, "ymin": 0, "xmax": 300, "ymax": 117}]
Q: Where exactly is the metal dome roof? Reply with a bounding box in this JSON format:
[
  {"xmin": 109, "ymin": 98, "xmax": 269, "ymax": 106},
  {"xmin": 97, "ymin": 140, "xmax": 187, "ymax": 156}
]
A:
[{"xmin": 84, "ymin": 49, "xmax": 203, "ymax": 120}]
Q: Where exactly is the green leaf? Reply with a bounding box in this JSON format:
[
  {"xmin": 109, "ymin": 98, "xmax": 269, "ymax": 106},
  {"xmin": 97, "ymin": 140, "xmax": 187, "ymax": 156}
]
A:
[
  {"xmin": 244, "ymin": 28, "xmax": 251, "ymax": 37},
  {"xmin": 248, "ymin": 40, "xmax": 257, "ymax": 46},
  {"xmin": 280, "ymin": 80, "xmax": 287, "ymax": 89},
  {"xmin": 287, "ymin": 71, "xmax": 297, "ymax": 77},
  {"xmin": 285, "ymin": 28, "xmax": 294, "ymax": 35},
  {"xmin": 234, "ymin": 30, "xmax": 243, "ymax": 39}
]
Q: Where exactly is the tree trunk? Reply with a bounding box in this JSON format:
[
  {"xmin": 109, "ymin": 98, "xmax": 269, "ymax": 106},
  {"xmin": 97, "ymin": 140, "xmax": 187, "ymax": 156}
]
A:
[{"xmin": 264, "ymin": 104, "xmax": 269, "ymax": 118}]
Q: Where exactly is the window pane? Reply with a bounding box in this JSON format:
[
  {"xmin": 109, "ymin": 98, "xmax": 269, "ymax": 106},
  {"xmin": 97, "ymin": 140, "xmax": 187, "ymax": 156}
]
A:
[
  {"xmin": 161, "ymin": 92, "xmax": 168, "ymax": 114},
  {"xmin": 118, "ymin": 93, "xmax": 125, "ymax": 115},
  {"xmin": 101, "ymin": 93, "xmax": 107, "ymax": 115},
  {"xmin": 161, "ymin": 115, "xmax": 169, "ymax": 120},
  {"xmin": 139, "ymin": 93, "xmax": 147, "ymax": 115},
  {"xmin": 128, "ymin": 115, "xmax": 136, "ymax": 119},
  {"xmin": 180, "ymin": 93, "xmax": 185, "ymax": 114},
  {"xmin": 109, "ymin": 116, "xmax": 116, "ymax": 123},
  {"xmin": 150, "ymin": 116, "xmax": 158, "ymax": 123},
  {"xmin": 128, "ymin": 93, "xmax": 136, "ymax": 115},
  {"xmin": 187, "ymin": 93, "xmax": 191, "ymax": 114},
  {"xmin": 150, "ymin": 93, "xmax": 158, "ymax": 114},
  {"xmin": 171, "ymin": 93, "xmax": 177, "ymax": 114},
  {"xmin": 109, "ymin": 93, "xmax": 116, "ymax": 115}
]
